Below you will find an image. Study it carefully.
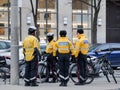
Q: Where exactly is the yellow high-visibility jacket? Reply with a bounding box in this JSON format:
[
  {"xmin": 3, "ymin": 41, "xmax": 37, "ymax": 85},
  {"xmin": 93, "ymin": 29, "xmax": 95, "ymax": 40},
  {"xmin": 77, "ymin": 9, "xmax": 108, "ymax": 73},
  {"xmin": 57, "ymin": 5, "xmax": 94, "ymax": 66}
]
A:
[
  {"xmin": 75, "ymin": 34, "xmax": 89, "ymax": 58},
  {"xmin": 22, "ymin": 35, "xmax": 40, "ymax": 61},
  {"xmin": 45, "ymin": 40, "xmax": 55, "ymax": 54},
  {"xmin": 53, "ymin": 37, "xmax": 74, "ymax": 56}
]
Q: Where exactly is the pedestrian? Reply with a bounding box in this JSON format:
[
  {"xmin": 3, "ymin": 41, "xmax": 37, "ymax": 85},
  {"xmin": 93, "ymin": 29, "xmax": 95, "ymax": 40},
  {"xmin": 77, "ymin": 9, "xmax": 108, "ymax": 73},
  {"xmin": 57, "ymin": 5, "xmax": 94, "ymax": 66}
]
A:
[
  {"xmin": 45, "ymin": 32, "xmax": 57, "ymax": 83},
  {"xmin": 22, "ymin": 26, "xmax": 40, "ymax": 86},
  {"xmin": 74, "ymin": 28, "xmax": 89, "ymax": 85},
  {"xmin": 53, "ymin": 30, "xmax": 74, "ymax": 86}
]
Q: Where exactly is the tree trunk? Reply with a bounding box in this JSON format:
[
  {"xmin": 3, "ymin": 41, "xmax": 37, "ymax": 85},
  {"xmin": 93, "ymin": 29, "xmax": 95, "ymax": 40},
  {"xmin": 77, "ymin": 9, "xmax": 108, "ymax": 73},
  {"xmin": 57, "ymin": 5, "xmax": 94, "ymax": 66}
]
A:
[{"xmin": 91, "ymin": 10, "xmax": 99, "ymax": 44}]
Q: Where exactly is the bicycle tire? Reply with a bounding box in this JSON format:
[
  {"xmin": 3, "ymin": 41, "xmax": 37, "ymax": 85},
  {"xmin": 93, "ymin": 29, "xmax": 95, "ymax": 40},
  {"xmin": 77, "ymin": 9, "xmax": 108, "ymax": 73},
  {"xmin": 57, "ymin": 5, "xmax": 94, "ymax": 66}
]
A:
[
  {"xmin": 54, "ymin": 63, "xmax": 61, "ymax": 82},
  {"xmin": 85, "ymin": 63, "xmax": 94, "ymax": 84},
  {"xmin": 38, "ymin": 64, "xmax": 49, "ymax": 83},
  {"xmin": 69, "ymin": 64, "xmax": 79, "ymax": 83},
  {"xmin": 19, "ymin": 64, "xmax": 26, "ymax": 78},
  {"xmin": 0, "ymin": 68, "xmax": 7, "ymax": 84},
  {"xmin": 69, "ymin": 63, "xmax": 94, "ymax": 84},
  {"xmin": 106, "ymin": 62, "xmax": 117, "ymax": 84},
  {"xmin": 101, "ymin": 66, "xmax": 110, "ymax": 83}
]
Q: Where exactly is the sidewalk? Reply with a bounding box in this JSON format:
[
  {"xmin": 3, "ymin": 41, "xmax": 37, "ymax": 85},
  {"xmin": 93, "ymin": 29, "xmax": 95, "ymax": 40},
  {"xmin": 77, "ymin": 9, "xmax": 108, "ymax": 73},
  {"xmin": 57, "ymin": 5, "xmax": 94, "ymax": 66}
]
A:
[{"xmin": 0, "ymin": 77, "xmax": 120, "ymax": 90}]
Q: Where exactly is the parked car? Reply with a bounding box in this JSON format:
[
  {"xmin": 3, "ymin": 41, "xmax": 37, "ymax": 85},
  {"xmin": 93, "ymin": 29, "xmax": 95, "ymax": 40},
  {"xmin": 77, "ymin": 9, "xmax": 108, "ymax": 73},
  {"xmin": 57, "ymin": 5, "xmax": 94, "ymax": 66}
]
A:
[
  {"xmin": 88, "ymin": 43, "xmax": 120, "ymax": 69},
  {"xmin": 0, "ymin": 40, "xmax": 11, "ymax": 53},
  {"xmin": 40, "ymin": 42, "xmax": 46, "ymax": 54},
  {"xmin": 0, "ymin": 42, "xmax": 46, "ymax": 61}
]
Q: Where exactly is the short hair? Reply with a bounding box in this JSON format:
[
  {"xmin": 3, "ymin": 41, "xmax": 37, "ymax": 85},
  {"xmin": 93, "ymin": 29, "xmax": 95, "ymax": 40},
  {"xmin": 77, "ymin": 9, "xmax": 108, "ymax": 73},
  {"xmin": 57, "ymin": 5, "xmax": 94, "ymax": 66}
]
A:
[
  {"xmin": 77, "ymin": 28, "xmax": 84, "ymax": 34},
  {"xmin": 59, "ymin": 30, "xmax": 67, "ymax": 37}
]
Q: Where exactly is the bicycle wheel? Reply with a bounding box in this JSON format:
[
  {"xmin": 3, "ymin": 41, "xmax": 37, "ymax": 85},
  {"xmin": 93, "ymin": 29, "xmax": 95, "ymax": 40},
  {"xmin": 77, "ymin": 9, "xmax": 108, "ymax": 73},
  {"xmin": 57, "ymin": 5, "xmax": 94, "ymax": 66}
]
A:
[
  {"xmin": 38, "ymin": 64, "xmax": 49, "ymax": 83},
  {"xmin": 0, "ymin": 68, "xmax": 7, "ymax": 84},
  {"xmin": 69, "ymin": 63, "xmax": 94, "ymax": 84},
  {"xmin": 54, "ymin": 63, "xmax": 60, "ymax": 82},
  {"xmin": 101, "ymin": 65, "xmax": 110, "ymax": 83},
  {"xmin": 106, "ymin": 62, "xmax": 117, "ymax": 84},
  {"xmin": 19, "ymin": 64, "xmax": 25, "ymax": 78},
  {"xmin": 85, "ymin": 63, "xmax": 94, "ymax": 84},
  {"xmin": 69, "ymin": 63, "xmax": 79, "ymax": 83}
]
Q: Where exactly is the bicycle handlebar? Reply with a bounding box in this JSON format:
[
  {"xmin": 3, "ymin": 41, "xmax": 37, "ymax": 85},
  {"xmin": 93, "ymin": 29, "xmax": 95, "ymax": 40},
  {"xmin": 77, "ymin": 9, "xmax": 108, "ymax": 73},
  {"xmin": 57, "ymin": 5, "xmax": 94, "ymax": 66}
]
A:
[{"xmin": 97, "ymin": 51, "xmax": 111, "ymax": 60}]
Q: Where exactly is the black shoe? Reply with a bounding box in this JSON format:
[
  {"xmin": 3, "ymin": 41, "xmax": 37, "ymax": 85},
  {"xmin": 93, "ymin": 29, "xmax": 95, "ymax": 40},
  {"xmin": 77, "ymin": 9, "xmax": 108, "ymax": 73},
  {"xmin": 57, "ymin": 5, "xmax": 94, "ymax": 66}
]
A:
[
  {"xmin": 63, "ymin": 82, "xmax": 67, "ymax": 87},
  {"xmin": 30, "ymin": 80, "xmax": 39, "ymax": 86},
  {"xmin": 59, "ymin": 82, "xmax": 64, "ymax": 86},
  {"xmin": 75, "ymin": 82, "xmax": 85, "ymax": 85},
  {"xmin": 31, "ymin": 83, "xmax": 39, "ymax": 86},
  {"xmin": 25, "ymin": 82, "xmax": 30, "ymax": 86},
  {"xmin": 44, "ymin": 78, "xmax": 49, "ymax": 83}
]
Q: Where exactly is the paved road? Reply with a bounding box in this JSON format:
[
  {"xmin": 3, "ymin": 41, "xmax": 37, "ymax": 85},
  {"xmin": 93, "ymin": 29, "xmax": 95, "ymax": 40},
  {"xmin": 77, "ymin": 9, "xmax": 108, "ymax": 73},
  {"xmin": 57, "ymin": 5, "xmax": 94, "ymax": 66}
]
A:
[{"xmin": 0, "ymin": 70, "xmax": 120, "ymax": 90}]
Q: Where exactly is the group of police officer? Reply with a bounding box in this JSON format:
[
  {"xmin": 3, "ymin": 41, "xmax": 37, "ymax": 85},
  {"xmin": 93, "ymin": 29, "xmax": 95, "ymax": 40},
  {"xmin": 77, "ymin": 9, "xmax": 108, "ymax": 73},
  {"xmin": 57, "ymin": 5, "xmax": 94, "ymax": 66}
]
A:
[{"xmin": 22, "ymin": 26, "xmax": 89, "ymax": 87}]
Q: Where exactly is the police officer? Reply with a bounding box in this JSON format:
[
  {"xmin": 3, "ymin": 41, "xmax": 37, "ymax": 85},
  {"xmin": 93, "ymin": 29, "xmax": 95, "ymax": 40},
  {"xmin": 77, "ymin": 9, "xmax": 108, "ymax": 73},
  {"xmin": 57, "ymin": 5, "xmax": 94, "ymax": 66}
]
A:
[
  {"xmin": 45, "ymin": 32, "xmax": 56, "ymax": 83},
  {"xmin": 53, "ymin": 30, "xmax": 74, "ymax": 86},
  {"xmin": 74, "ymin": 28, "xmax": 89, "ymax": 85},
  {"xmin": 22, "ymin": 26, "xmax": 40, "ymax": 86}
]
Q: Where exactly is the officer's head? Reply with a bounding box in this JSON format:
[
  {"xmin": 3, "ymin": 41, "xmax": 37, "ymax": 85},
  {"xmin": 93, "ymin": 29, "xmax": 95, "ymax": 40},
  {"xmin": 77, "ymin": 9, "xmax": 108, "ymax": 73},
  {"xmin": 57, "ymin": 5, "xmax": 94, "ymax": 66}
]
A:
[
  {"xmin": 28, "ymin": 26, "xmax": 37, "ymax": 35},
  {"xmin": 46, "ymin": 32, "xmax": 54, "ymax": 42},
  {"xmin": 77, "ymin": 28, "xmax": 84, "ymax": 34},
  {"xmin": 59, "ymin": 30, "xmax": 67, "ymax": 37}
]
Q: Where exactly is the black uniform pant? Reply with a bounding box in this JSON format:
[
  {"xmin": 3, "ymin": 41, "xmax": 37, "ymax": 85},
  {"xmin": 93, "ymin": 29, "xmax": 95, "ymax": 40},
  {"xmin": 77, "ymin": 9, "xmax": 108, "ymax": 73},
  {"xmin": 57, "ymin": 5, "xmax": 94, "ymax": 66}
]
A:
[
  {"xmin": 24, "ymin": 55, "xmax": 38, "ymax": 83},
  {"xmin": 58, "ymin": 54, "xmax": 70, "ymax": 83},
  {"xmin": 47, "ymin": 54, "xmax": 56, "ymax": 80},
  {"xmin": 77, "ymin": 53, "xmax": 87, "ymax": 83}
]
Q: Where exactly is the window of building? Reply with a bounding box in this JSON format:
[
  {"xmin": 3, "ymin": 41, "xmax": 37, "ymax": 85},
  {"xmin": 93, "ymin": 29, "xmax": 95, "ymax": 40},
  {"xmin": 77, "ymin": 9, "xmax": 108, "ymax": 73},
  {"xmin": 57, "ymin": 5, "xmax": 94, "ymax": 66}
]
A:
[
  {"xmin": 38, "ymin": 0, "xmax": 57, "ymax": 40},
  {"xmin": 0, "ymin": 0, "xmax": 9, "ymax": 39},
  {"xmin": 0, "ymin": 23, "xmax": 5, "ymax": 35},
  {"xmin": 72, "ymin": 0, "xmax": 92, "ymax": 40}
]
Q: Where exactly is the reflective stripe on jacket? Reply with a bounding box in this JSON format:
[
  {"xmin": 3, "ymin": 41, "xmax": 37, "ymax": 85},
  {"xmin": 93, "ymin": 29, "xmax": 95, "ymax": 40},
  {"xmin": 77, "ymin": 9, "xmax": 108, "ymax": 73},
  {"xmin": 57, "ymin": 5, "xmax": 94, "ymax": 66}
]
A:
[
  {"xmin": 53, "ymin": 37, "xmax": 74, "ymax": 56},
  {"xmin": 22, "ymin": 35, "xmax": 40, "ymax": 61},
  {"xmin": 75, "ymin": 34, "xmax": 89, "ymax": 58}
]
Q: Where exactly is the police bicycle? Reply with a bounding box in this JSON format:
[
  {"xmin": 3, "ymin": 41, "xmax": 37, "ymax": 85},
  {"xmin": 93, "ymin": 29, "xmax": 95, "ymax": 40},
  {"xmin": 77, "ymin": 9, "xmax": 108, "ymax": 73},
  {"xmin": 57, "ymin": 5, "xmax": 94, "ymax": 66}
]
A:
[
  {"xmin": 0, "ymin": 56, "xmax": 10, "ymax": 84},
  {"xmin": 89, "ymin": 51, "xmax": 117, "ymax": 84},
  {"xmin": 38, "ymin": 53, "xmax": 61, "ymax": 83}
]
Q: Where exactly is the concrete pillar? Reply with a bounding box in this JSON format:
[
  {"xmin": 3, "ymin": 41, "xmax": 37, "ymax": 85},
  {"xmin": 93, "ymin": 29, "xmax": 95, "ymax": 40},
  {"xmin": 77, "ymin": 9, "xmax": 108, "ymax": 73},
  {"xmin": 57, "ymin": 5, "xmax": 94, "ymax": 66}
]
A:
[
  {"xmin": 10, "ymin": 0, "xmax": 19, "ymax": 85},
  {"xmin": 97, "ymin": 0, "xmax": 106, "ymax": 43},
  {"xmin": 58, "ymin": 0, "xmax": 72, "ymax": 40}
]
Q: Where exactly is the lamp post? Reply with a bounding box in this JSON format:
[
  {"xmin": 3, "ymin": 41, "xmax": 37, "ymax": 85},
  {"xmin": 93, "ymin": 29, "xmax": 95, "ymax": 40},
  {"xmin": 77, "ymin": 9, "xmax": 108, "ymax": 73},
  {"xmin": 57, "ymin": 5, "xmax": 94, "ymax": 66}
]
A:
[
  {"xmin": 45, "ymin": 0, "xmax": 48, "ymax": 34},
  {"xmin": 44, "ymin": 0, "xmax": 49, "ymax": 41},
  {"xmin": 8, "ymin": 0, "xmax": 10, "ymax": 40},
  {"xmin": 18, "ymin": 0, "xmax": 22, "ymax": 41},
  {"xmin": 10, "ymin": 0, "xmax": 19, "ymax": 85}
]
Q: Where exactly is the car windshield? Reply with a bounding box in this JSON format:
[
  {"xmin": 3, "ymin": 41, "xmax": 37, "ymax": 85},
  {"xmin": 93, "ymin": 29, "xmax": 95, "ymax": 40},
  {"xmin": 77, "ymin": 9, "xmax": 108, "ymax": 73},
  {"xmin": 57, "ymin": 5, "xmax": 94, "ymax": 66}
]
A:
[
  {"xmin": 40, "ymin": 45, "xmax": 46, "ymax": 52},
  {"xmin": 0, "ymin": 41, "xmax": 10, "ymax": 50},
  {"xmin": 89, "ymin": 44, "xmax": 102, "ymax": 52}
]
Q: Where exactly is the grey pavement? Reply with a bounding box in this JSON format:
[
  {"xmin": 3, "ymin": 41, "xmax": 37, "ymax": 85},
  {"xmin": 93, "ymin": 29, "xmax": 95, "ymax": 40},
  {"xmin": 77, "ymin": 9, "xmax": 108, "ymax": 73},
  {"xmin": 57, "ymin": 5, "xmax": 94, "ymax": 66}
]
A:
[{"xmin": 0, "ymin": 70, "xmax": 120, "ymax": 90}]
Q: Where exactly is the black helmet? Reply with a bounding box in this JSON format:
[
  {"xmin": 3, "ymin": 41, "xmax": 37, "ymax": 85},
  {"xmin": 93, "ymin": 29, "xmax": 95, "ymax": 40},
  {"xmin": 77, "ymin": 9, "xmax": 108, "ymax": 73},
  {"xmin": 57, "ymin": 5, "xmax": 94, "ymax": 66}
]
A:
[
  {"xmin": 59, "ymin": 30, "xmax": 67, "ymax": 37},
  {"xmin": 28, "ymin": 26, "xmax": 37, "ymax": 34}
]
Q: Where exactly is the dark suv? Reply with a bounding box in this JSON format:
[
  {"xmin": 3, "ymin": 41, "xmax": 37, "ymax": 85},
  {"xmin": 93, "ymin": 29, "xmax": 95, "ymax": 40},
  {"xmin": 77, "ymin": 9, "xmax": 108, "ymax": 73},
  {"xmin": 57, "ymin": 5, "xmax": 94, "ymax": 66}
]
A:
[{"xmin": 88, "ymin": 43, "xmax": 120, "ymax": 69}]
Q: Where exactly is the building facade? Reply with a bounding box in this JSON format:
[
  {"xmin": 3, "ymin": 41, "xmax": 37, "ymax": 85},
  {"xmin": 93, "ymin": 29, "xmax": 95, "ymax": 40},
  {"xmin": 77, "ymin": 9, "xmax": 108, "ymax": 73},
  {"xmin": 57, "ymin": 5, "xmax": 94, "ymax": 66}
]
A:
[{"xmin": 0, "ymin": 0, "xmax": 119, "ymax": 43}]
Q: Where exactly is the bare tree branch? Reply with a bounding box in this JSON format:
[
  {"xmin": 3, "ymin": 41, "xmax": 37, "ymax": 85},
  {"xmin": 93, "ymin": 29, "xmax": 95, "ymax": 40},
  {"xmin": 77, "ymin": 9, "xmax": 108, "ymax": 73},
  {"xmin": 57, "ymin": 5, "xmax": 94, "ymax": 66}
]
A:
[
  {"xmin": 94, "ymin": 0, "xmax": 96, "ymax": 7},
  {"xmin": 80, "ymin": 0, "xmax": 95, "ymax": 7},
  {"xmin": 97, "ymin": 0, "xmax": 102, "ymax": 11}
]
